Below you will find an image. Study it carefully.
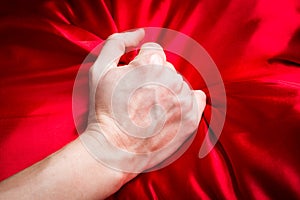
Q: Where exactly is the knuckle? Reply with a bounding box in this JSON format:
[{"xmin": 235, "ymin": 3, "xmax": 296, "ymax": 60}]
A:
[
  {"xmin": 107, "ymin": 33, "xmax": 121, "ymax": 40},
  {"xmin": 184, "ymin": 113, "xmax": 199, "ymax": 130},
  {"xmin": 89, "ymin": 65, "xmax": 96, "ymax": 78},
  {"xmin": 141, "ymin": 42, "xmax": 163, "ymax": 50}
]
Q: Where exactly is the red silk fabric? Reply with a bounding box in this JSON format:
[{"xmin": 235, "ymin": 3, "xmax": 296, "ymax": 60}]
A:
[{"xmin": 1, "ymin": 0, "xmax": 300, "ymax": 199}]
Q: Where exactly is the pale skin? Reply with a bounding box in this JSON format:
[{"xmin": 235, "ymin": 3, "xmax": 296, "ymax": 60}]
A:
[{"xmin": 0, "ymin": 29, "xmax": 206, "ymax": 199}]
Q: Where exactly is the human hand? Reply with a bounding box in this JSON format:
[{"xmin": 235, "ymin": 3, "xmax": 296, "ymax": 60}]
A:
[{"xmin": 82, "ymin": 29, "xmax": 206, "ymax": 173}]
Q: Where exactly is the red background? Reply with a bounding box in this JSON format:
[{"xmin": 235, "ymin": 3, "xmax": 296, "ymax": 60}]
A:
[{"xmin": 0, "ymin": 0, "xmax": 300, "ymax": 199}]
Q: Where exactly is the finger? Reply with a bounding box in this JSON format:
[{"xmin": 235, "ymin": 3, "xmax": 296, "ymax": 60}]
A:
[
  {"xmin": 99, "ymin": 29, "xmax": 145, "ymax": 68},
  {"xmin": 192, "ymin": 90, "xmax": 206, "ymax": 120},
  {"xmin": 91, "ymin": 29, "xmax": 145, "ymax": 81},
  {"xmin": 165, "ymin": 61, "xmax": 176, "ymax": 71},
  {"xmin": 129, "ymin": 42, "xmax": 166, "ymax": 66}
]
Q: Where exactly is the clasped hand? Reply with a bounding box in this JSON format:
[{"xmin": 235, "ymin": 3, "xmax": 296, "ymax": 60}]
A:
[{"xmin": 83, "ymin": 29, "xmax": 206, "ymax": 173}]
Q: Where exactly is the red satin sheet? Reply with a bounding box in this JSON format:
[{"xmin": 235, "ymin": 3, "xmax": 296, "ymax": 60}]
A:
[{"xmin": 0, "ymin": 0, "xmax": 300, "ymax": 199}]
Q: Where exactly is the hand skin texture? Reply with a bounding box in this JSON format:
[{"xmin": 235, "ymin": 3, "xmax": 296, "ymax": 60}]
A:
[{"xmin": 0, "ymin": 29, "xmax": 206, "ymax": 200}]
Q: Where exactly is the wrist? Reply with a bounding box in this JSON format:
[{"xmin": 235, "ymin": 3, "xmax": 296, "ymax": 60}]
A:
[{"xmin": 72, "ymin": 137, "xmax": 137, "ymax": 198}]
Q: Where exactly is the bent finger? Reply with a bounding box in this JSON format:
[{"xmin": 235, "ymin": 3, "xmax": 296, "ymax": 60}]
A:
[
  {"xmin": 165, "ymin": 61, "xmax": 176, "ymax": 71},
  {"xmin": 129, "ymin": 42, "xmax": 166, "ymax": 66},
  {"xmin": 90, "ymin": 29, "xmax": 145, "ymax": 84},
  {"xmin": 193, "ymin": 90, "xmax": 206, "ymax": 119}
]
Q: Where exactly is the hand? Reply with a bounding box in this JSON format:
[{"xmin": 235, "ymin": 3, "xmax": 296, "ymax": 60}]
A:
[{"xmin": 82, "ymin": 29, "xmax": 206, "ymax": 173}]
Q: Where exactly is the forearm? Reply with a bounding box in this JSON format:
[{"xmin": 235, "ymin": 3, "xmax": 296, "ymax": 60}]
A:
[{"xmin": 0, "ymin": 137, "xmax": 135, "ymax": 200}]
